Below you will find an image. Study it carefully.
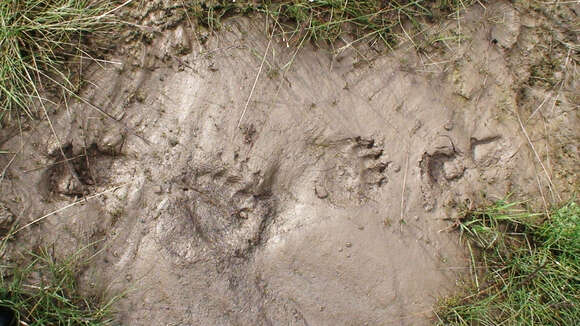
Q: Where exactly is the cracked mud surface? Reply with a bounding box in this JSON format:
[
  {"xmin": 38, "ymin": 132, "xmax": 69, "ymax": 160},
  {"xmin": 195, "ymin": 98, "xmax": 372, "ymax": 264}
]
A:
[{"xmin": 0, "ymin": 1, "xmax": 577, "ymax": 325}]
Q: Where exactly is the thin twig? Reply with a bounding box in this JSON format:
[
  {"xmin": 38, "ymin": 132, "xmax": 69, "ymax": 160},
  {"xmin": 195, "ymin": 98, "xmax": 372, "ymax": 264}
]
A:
[
  {"xmin": 95, "ymin": 0, "xmax": 135, "ymax": 20},
  {"xmin": 13, "ymin": 184, "xmax": 128, "ymax": 235},
  {"xmin": 235, "ymin": 27, "xmax": 275, "ymax": 131},
  {"xmin": 400, "ymin": 149, "xmax": 410, "ymax": 232},
  {"xmin": 520, "ymin": 260, "xmax": 549, "ymax": 286},
  {"xmin": 29, "ymin": 56, "xmax": 81, "ymax": 186},
  {"xmin": 535, "ymin": 171, "xmax": 551, "ymax": 219},
  {"xmin": 515, "ymin": 108, "xmax": 561, "ymax": 202},
  {"xmin": 22, "ymin": 155, "xmax": 86, "ymax": 173},
  {"xmin": 525, "ymin": 93, "xmax": 551, "ymax": 124},
  {"xmin": 0, "ymin": 153, "xmax": 17, "ymax": 186}
]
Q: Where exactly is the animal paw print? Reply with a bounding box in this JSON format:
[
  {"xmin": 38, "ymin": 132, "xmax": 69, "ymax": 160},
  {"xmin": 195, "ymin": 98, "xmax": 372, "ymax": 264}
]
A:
[
  {"xmin": 155, "ymin": 165, "xmax": 275, "ymax": 265},
  {"xmin": 354, "ymin": 137, "xmax": 389, "ymax": 187},
  {"xmin": 317, "ymin": 136, "xmax": 389, "ymax": 206},
  {"xmin": 45, "ymin": 143, "xmax": 118, "ymax": 197},
  {"xmin": 419, "ymin": 138, "xmax": 465, "ymax": 210}
]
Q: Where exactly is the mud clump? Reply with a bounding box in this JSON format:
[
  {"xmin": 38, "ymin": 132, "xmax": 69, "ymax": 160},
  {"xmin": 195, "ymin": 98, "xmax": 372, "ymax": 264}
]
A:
[{"xmin": 489, "ymin": 2, "xmax": 521, "ymax": 50}]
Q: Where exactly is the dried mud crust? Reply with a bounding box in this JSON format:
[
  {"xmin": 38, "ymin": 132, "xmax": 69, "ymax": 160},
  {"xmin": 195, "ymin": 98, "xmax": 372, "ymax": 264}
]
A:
[{"xmin": 156, "ymin": 166, "xmax": 275, "ymax": 265}]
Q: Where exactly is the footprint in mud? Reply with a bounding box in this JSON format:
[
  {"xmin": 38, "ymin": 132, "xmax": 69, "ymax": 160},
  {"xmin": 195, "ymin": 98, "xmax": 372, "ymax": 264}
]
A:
[
  {"xmin": 44, "ymin": 143, "xmax": 121, "ymax": 197},
  {"xmin": 420, "ymin": 148, "xmax": 465, "ymax": 184},
  {"xmin": 419, "ymin": 137, "xmax": 465, "ymax": 211},
  {"xmin": 316, "ymin": 136, "xmax": 390, "ymax": 206},
  {"xmin": 471, "ymin": 136, "xmax": 502, "ymax": 167},
  {"xmin": 155, "ymin": 166, "xmax": 275, "ymax": 265}
]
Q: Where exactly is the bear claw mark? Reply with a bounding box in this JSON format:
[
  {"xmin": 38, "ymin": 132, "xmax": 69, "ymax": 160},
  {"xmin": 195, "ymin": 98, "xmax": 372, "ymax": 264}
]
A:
[{"xmin": 317, "ymin": 136, "xmax": 390, "ymax": 205}]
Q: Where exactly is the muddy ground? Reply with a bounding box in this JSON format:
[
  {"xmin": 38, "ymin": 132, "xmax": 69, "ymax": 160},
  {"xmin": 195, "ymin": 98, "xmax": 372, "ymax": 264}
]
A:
[{"xmin": 0, "ymin": 1, "xmax": 578, "ymax": 325}]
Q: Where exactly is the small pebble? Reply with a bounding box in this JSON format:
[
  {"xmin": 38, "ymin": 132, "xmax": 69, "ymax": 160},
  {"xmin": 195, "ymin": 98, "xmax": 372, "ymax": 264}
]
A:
[
  {"xmin": 345, "ymin": 242, "xmax": 352, "ymax": 248},
  {"xmin": 315, "ymin": 184, "xmax": 329, "ymax": 199},
  {"xmin": 444, "ymin": 120, "xmax": 454, "ymax": 131}
]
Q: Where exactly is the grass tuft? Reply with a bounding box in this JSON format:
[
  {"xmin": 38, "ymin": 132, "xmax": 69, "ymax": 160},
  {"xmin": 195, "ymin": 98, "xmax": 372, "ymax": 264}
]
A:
[
  {"xmin": 436, "ymin": 199, "xmax": 580, "ymax": 326},
  {"xmin": 1, "ymin": 0, "xmax": 474, "ymax": 126},
  {"xmin": 188, "ymin": 0, "xmax": 472, "ymax": 47},
  {"xmin": 0, "ymin": 245, "xmax": 117, "ymax": 326},
  {"xmin": 0, "ymin": 0, "xmax": 116, "ymax": 126}
]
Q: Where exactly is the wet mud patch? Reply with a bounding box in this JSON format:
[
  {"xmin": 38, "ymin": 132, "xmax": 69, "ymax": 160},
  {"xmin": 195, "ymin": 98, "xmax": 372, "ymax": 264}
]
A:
[
  {"xmin": 0, "ymin": 1, "xmax": 577, "ymax": 325},
  {"xmin": 44, "ymin": 143, "xmax": 122, "ymax": 198},
  {"xmin": 156, "ymin": 166, "xmax": 276, "ymax": 265},
  {"xmin": 421, "ymin": 146, "xmax": 463, "ymax": 185},
  {"xmin": 314, "ymin": 136, "xmax": 390, "ymax": 206}
]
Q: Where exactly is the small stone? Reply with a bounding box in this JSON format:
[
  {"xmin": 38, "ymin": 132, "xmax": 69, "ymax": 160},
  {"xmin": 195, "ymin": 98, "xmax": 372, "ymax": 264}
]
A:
[
  {"xmin": 314, "ymin": 183, "xmax": 329, "ymax": 199},
  {"xmin": 238, "ymin": 211, "xmax": 249, "ymax": 219},
  {"xmin": 98, "ymin": 131, "xmax": 124, "ymax": 154},
  {"xmin": 208, "ymin": 62, "xmax": 219, "ymax": 72},
  {"xmin": 345, "ymin": 242, "xmax": 352, "ymax": 248},
  {"xmin": 393, "ymin": 164, "xmax": 401, "ymax": 173},
  {"xmin": 410, "ymin": 120, "xmax": 423, "ymax": 135},
  {"xmin": 358, "ymin": 226, "xmax": 364, "ymax": 230},
  {"xmin": 444, "ymin": 120, "xmax": 454, "ymax": 131},
  {"xmin": 172, "ymin": 25, "xmax": 191, "ymax": 54}
]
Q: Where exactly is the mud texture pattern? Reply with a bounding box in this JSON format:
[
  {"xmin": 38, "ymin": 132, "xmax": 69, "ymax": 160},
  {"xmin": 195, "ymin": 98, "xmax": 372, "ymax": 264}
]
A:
[{"xmin": 0, "ymin": 1, "xmax": 577, "ymax": 325}]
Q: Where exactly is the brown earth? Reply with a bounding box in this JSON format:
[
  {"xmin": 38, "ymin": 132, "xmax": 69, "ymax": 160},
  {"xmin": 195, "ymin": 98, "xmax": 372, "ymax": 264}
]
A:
[{"xmin": 0, "ymin": 1, "xmax": 577, "ymax": 325}]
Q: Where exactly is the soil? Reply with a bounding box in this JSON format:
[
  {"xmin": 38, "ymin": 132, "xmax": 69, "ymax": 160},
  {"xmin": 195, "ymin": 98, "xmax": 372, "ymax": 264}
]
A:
[{"xmin": 0, "ymin": 1, "xmax": 577, "ymax": 325}]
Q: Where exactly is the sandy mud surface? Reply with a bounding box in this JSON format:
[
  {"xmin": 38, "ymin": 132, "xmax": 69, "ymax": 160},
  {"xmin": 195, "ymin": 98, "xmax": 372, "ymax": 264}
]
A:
[{"xmin": 0, "ymin": 1, "xmax": 577, "ymax": 325}]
